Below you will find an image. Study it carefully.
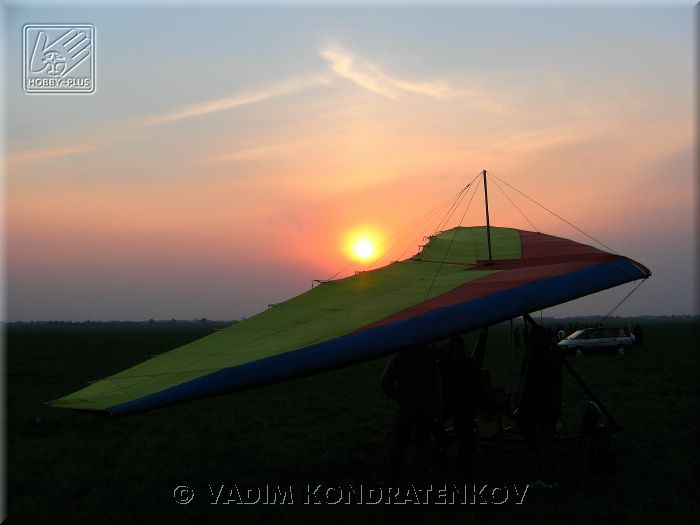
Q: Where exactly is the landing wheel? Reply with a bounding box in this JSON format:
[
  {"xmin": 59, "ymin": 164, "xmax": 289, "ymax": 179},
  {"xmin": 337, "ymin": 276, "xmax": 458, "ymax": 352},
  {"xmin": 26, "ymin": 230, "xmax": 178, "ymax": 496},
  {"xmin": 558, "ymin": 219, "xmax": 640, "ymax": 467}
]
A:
[
  {"xmin": 617, "ymin": 347, "xmax": 625, "ymax": 356},
  {"xmin": 575, "ymin": 348, "xmax": 583, "ymax": 357}
]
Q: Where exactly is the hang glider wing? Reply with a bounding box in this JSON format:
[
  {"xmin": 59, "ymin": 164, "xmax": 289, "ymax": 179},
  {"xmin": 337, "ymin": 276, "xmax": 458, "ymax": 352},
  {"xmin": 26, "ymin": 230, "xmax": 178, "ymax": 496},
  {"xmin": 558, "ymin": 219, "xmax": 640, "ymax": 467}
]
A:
[{"xmin": 51, "ymin": 226, "xmax": 650, "ymax": 415}]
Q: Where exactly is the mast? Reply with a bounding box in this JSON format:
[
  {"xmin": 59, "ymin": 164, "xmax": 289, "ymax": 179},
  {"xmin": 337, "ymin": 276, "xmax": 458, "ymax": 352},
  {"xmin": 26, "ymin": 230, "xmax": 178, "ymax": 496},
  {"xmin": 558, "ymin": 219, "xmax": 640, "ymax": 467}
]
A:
[{"xmin": 483, "ymin": 169, "xmax": 493, "ymax": 262}]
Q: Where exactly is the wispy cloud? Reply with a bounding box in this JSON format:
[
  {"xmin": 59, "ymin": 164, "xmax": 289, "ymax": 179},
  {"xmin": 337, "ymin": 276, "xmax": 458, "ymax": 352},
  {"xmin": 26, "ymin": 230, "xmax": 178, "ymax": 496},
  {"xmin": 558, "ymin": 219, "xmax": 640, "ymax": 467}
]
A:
[
  {"xmin": 202, "ymin": 136, "xmax": 322, "ymax": 165},
  {"xmin": 203, "ymin": 141, "xmax": 304, "ymax": 164},
  {"xmin": 203, "ymin": 146, "xmax": 281, "ymax": 164},
  {"xmin": 8, "ymin": 76, "xmax": 329, "ymax": 166},
  {"xmin": 466, "ymin": 126, "xmax": 601, "ymax": 158},
  {"xmin": 7, "ymin": 145, "xmax": 98, "ymax": 165},
  {"xmin": 9, "ymin": 45, "xmax": 503, "ymax": 168},
  {"xmin": 501, "ymin": 129, "xmax": 596, "ymax": 154},
  {"xmin": 135, "ymin": 76, "xmax": 329, "ymax": 127},
  {"xmin": 319, "ymin": 43, "xmax": 456, "ymax": 99}
]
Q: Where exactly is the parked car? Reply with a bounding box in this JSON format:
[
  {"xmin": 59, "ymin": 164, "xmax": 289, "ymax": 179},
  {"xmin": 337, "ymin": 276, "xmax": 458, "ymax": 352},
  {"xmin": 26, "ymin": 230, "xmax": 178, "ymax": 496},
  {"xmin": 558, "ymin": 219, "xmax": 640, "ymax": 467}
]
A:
[{"xmin": 558, "ymin": 327, "xmax": 635, "ymax": 356}]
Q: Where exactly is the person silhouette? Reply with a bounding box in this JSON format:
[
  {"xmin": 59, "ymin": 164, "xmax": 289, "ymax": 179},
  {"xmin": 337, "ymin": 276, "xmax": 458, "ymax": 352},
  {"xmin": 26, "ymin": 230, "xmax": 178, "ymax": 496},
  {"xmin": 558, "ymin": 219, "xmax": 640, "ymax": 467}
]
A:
[
  {"xmin": 442, "ymin": 329, "xmax": 488, "ymax": 478},
  {"xmin": 633, "ymin": 323, "xmax": 644, "ymax": 346},
  {"xmin": 513, "ymin": 313, "xmax": 562, "ymax": 488},
  {"xmin": 381, "ymin": 345, "xmax": 443, "ymax": 484}
]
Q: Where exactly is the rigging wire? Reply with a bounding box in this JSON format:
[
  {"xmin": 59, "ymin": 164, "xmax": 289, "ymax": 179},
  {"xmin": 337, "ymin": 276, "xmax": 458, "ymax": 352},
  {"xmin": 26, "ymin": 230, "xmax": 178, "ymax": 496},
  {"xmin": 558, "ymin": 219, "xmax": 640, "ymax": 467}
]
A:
[
  {"xmin": 320, "ymin": 175, "xmax": 479, "ymax": 287},
  {"xmin": 387, "ymin": 171, "xmax": 483, "ymax": 267},
  {"xmin": 392, "ymin": 177, "xmax": 474, "ymax": 263},
  {"xmin": 431, "ymin": 171, "xmax": 483, "ymax": 236},
  {"xmin": 460, "ymin": 175, "xmax": 484, "ymax": 230},
  {"xmin": 321, "ymin": 182, "xmax": 476, "ymax": 283},
  {"xmin": 488, "ymin": 173, "xmax": 540, "ymax": 232},
  {"xmin": 417, "ymin": 177, "xmax": 483, "ymax": 315},
  {"xmin": 430, "ymin": 186, "xmax": 470, "ymax": 237},
  {"xmin": 594, "ymin": 279, "xmax": 647, "ymax": 326},
  {"xmin": 485, "ymin": 170, "xmax": 647, "ymax": 325},
  {"xmin": 487, "ymin": 171, "xmax": 618, "ymax": 254},
  {"xmin": 366, "ymin": 195, "xmax": 461, "ymax": 271}
]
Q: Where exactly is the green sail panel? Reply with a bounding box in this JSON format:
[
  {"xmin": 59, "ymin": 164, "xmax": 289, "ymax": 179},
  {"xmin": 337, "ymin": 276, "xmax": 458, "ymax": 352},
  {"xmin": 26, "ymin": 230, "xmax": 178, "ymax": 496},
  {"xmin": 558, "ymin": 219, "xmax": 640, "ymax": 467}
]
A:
[{"xmin": 52, "ymin": 227, "xmax": 521, "ymax": 412}]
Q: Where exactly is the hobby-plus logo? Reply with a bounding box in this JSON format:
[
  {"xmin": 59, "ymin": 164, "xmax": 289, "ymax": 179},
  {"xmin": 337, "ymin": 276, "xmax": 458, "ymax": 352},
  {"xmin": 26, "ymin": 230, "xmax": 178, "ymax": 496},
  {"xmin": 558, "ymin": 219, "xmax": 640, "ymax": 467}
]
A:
[{"xmin": 23, "ymin": 24, "xmax": 95, "ymax": 93}]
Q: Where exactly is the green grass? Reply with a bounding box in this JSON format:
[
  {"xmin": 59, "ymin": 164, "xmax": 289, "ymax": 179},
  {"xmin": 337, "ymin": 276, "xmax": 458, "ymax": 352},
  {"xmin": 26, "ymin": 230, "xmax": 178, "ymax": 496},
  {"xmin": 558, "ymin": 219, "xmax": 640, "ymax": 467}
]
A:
[{"xmin": 6, "ymin": 320, "xmax": 700, "ymax": 524}]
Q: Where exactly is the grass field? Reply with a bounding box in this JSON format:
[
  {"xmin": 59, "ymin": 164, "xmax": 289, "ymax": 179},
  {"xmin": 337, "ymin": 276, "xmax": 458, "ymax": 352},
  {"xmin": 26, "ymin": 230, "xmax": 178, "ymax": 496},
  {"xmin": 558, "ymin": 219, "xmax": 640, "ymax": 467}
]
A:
[{"xmin": 6, "ymin": 319, "xmax": 700, "ymax": 524}]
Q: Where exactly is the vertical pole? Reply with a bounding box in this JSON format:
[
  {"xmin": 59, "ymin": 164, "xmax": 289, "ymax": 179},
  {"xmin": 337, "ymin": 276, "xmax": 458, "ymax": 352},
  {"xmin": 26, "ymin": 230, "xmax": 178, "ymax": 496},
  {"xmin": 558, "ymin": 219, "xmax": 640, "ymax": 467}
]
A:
[
  {"xmin": 509, "ymin": 317, "xmax": 515, "ymax": 412},
  {"xmin": 483, "ymin": 170, "xmax": 493, "ymax": 262},
  {"xmin": 563, "ymin": 357, "xmax": 620, "ymax": 431}
]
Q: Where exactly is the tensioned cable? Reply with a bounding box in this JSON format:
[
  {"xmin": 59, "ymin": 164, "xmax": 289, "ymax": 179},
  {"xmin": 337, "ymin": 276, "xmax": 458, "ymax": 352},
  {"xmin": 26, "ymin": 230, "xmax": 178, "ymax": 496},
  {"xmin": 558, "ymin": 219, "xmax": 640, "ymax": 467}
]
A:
[
  {"xmin": 430, "ymin": 171, "xmax": 483, "ymax": 236},
  {"xmin": 358, "ymin": 198, "xmax": 451, "ymax": 272},
  {"xmin": 326, "ymin": 189, "xmax": 464, "ymax": 281},
  {"xmin": 594, "ymin": 279, "xmax": 647, "ymax": 326},
  {"xmin": 489, "ymin": 173, "xmax": 540, "ymax": 232},
  {"xmin": 386, "ymin": 177, "xmax": 477, "ymax": 267},
  {"xmin": 386, "ymin": 172, "xmax": 482, "ymax": 265},
  {"xmin": 430, "ymin": 186, "xmax": 470, "ymax": 237},
  {"xmin": 487, "ymin": 171, "xmax": 618, "ymax": 254},
  {"xmin": 466, "ymin": 176, "xmax": 483, "ymax": 257},
  {"xmin": 462, "ymin": 175, "xmax": 483, "ymax": 228},
  {"xmin": 417, "ymin": 176, "xmax": 483, "ymax": 315},
  {"xmin": 375, "ymin": 170, "xmax": 479, "ymax": 272},
  {"xmin": 326, "ymin": 179, "xmax": 482, "ymax": 281}
]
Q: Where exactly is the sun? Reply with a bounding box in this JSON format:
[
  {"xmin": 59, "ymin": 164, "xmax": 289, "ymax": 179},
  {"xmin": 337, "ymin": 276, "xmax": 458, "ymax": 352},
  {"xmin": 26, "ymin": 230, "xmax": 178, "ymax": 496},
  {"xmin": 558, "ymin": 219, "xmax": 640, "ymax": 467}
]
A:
[
  {"xmin": 344, "ymin": 228, "xmax": 382, "ymax": 263},
  {"xmin": 353, "ymin": 238, "xmax": 375, "ymax": 260}
]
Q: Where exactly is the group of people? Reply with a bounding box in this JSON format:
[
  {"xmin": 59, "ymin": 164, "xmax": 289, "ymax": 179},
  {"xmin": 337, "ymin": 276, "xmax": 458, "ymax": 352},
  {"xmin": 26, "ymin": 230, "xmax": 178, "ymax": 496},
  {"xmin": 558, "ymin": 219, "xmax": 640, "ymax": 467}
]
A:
[{"xmin": 381, "ymin": 313, "xmax": 562, "ymax": 488}]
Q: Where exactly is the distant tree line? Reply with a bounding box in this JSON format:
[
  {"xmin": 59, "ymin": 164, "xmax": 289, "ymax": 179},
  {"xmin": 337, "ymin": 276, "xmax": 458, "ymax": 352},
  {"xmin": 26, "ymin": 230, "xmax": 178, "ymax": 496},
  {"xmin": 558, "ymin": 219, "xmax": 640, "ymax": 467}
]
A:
[{"xmin": 5, "ymin": 319, "xmax": 238, "ymax": 329}]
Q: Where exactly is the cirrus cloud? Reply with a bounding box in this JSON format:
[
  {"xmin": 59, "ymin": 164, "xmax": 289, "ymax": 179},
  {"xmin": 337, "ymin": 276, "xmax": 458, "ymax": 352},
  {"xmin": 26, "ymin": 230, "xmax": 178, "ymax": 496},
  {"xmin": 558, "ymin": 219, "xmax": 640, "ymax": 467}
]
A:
[{"xmin": 320, "ymin": 43, "xmax": 456, "ymax": 99}]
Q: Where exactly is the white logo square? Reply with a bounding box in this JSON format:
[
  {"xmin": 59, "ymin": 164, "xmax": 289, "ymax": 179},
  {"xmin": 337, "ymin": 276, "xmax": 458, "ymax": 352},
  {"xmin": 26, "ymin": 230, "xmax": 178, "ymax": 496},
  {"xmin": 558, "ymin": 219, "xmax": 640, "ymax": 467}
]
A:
[{"xmin": 23, "ymin": 24, "xmax": 95, "ymax": 94}]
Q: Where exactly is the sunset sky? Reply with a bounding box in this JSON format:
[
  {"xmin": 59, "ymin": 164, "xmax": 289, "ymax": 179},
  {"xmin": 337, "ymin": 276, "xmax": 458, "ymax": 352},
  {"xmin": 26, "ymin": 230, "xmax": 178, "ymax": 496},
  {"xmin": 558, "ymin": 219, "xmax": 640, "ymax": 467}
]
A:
[{"xmin": 4, "ymin": 4, "xmax": 696, "ymax": 321}]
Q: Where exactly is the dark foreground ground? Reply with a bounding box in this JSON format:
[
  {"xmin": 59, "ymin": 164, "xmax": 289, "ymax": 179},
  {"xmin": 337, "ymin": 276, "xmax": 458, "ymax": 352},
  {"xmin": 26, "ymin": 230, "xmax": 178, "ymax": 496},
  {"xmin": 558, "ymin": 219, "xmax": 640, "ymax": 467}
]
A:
[{"xmin": 6, "ymin": 319, "xmax": 700, "ymax": 524}]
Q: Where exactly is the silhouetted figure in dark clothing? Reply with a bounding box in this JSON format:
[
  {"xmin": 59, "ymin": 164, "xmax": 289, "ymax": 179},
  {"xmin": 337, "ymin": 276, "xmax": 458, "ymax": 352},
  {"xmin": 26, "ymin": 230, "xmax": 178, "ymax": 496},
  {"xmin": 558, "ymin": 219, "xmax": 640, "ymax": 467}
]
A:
[
  {"xmin": 513, "ymin": 314, "xmax": 562, "ymax": 487},
  {"xmin": 442, "ymin": 329, "xmax": 488, "ymax": 478},
  {"xmin": 382, "ymin": 346, "xmax": 443, "ymax": 484},
  {"xmin": 633, "ymin": 323, "xmax": 644, "ymax": 346},
  {"xmin": 431, "ymin": 349, "xmax": 453, "ymax": 477}
]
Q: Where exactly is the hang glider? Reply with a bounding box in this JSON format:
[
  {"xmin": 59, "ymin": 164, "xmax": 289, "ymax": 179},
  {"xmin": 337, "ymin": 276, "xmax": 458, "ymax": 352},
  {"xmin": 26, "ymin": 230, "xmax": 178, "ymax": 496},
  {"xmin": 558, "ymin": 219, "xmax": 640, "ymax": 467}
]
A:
[{"xmin": 51, "ymin": 225, "xmax": 650, "ymax": 416}]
